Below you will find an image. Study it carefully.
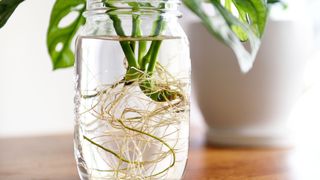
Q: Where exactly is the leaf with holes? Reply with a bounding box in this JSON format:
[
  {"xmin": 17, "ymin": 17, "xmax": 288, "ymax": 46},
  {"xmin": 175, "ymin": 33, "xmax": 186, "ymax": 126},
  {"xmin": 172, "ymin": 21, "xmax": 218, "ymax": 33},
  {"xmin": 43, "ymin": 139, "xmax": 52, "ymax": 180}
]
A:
[
  {"xmin": 47, "ymin": 0, "xmax": 86, "ymax": 70},
  {"xmin": 183, "ymin": 0, "xmax": 272, "ymax": 72},
  {"xmin": 0, "ymin": 0, "xmax": 24, "ymax": 29}
]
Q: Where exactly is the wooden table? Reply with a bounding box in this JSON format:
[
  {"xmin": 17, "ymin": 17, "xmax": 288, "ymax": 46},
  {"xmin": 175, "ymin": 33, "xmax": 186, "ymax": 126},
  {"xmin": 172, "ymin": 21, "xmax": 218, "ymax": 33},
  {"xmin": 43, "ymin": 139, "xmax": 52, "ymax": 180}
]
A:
[{"xmin": 1, "ymin": 130, "xmax": 318, "ymax": 180}]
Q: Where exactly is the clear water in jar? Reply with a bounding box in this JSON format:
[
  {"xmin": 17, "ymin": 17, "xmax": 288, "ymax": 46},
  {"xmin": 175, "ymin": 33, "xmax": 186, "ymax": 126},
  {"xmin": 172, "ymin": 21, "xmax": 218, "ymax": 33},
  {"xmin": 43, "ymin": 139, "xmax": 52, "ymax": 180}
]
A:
[{"xmin": 74, "ymin": 36, "xmax": 190, "ymax": 180}]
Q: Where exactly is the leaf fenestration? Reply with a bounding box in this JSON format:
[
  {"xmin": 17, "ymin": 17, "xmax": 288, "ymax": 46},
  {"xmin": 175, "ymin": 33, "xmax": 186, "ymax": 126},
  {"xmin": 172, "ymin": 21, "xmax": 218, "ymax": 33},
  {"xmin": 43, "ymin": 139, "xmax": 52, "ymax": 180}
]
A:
[
  {"xmin": 47, "ymin": 0, "xmax": 86, "ymax": 70},
  {"xmin": 183, "ymin": 0, "xmax": 269, "ymax": 72}
]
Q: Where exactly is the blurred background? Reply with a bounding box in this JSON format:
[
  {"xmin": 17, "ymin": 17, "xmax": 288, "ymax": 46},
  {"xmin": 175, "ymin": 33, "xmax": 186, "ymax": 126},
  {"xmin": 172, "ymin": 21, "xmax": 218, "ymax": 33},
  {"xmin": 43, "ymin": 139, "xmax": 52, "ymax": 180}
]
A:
[
  {"xmin": 0, "ymin": 0, "xmax": 320, "ymax": 149},
  {"xmin": 0, "ymin": 0, "xmax": 74, "ymax": 137}
]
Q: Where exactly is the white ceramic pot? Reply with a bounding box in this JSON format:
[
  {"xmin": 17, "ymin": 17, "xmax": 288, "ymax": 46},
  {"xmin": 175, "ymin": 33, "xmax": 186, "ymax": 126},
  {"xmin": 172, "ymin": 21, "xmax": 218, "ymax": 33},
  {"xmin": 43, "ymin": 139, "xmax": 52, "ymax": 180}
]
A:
[{"xmin": 186, "ymin": 17, "xmax": 313, "ymax": 146}]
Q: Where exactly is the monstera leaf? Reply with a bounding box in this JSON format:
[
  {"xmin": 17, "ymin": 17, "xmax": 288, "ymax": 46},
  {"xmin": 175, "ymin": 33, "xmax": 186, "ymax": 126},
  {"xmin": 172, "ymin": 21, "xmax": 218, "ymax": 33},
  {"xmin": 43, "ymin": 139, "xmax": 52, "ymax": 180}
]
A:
[
  {"xmin": 183, "ymin": 0, "xmax": 271, "ymax": 72},
  {"xmin": 0, "ymin": 0, "xmax": 24, "ymax": 28},
  {"xmin": 46, "ymin": 0, "xmax": 86, "ymax": 69}
]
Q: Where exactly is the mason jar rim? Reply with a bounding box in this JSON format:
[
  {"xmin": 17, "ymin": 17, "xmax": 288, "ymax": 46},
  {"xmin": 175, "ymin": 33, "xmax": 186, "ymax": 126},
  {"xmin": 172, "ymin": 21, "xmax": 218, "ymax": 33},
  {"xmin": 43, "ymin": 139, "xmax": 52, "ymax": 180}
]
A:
[{"xmin": 85, "ymin": 0, "xmax": 181, "ymax": 17}]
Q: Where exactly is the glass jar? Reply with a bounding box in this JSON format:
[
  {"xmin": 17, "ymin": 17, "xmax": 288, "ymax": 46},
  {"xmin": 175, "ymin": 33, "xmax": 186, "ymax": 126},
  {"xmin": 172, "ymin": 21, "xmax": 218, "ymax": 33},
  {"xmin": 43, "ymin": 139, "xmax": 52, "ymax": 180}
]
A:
[{"xmin": 74, "ymin": 0, "xmax": 191, "ymax": 179}]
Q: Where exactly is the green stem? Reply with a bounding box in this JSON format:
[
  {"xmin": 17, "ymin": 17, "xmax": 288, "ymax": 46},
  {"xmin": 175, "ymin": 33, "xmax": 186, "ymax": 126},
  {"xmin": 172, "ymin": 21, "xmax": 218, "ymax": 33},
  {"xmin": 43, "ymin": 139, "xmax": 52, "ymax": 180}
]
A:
[
  {"xmin": 147, "ymin": 41, "xmax": 162, "ymax": 74},
  {"xmin": 140, "ymin": 46, "xmax": 151, "ymax": 70},
  {"xmin": 121, "ymin": 43, "xmax": 138, "ymax": 68},
  {"xmin": 109, "ymin": 15, "xmax": 138, "ymax": 68},
  {"xmin": 138, "ymin": 37, "xmax": 147, "ymax": 66},
  {"xmin": 138, "ymin": 41, "xmax": 147, "ymax": 66},
  {"xmin": 138, "ymin": 16, "xmax": 173, "ymax": 102},
  {"xmin": 140, "ymin": 16, "xmax": 164, "ymax": 70},
  {"xmin": 130, "ymin": 14, "xmax": 140, "ymax": 51},
  {"xmin": 130, "ymin": 14, "xmax": 147, "ymax": 67},
  {"xmin": 110, "ymin": 13, "xmax": 177, "ymax": 102}
]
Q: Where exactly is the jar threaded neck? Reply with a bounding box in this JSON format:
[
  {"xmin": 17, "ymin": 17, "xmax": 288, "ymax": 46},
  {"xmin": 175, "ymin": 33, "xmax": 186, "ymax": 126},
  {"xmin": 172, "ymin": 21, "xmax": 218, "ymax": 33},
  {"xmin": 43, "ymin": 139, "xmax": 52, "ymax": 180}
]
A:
[{"xmin": 85, "ymin": 0, "xmax": 181, "ymax": 17}]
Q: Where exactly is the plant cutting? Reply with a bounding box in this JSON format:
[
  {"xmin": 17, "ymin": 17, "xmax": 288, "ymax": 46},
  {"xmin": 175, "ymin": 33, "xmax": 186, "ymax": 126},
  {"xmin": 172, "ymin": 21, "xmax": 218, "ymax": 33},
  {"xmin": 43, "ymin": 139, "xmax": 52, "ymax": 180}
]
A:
[{"xmin": 0, "ymin": 0, "xmax": 281, "ymax": 179}]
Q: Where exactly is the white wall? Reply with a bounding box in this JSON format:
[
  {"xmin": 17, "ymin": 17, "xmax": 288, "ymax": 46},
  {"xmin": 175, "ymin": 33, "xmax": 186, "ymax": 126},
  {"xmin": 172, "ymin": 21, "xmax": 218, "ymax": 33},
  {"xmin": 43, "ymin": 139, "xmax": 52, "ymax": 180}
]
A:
[{"xmin": 0, "ymin": 0, "xmax": 74, "ymax": 137}]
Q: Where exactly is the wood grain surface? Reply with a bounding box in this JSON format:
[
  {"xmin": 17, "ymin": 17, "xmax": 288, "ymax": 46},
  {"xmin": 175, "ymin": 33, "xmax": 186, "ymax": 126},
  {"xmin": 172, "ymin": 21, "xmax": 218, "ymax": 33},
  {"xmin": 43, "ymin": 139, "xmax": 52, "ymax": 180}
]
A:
[{"xmin": 0, "ymin": 131, "xmax": 311, "ymax": 180}]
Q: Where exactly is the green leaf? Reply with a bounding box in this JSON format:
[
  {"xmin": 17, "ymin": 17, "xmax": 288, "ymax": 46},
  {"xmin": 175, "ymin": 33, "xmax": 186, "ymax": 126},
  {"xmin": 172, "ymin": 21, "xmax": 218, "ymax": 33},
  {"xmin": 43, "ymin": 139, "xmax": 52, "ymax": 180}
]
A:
[
  {"xmin": 47, "ymin": 0, "xmax": 86, "ymax": 70},
  {"xmin": 183, "ymin": 0, "xmax": 269, "ymax": 72},
  {"xmin": 0, "ymin": 0, "xmax": 24, "ymax": 29},
  {"xmin": 232, "ymin": 0, "xmax": 267, "ymax": 38},
  {"xmin": 231, "ymin": 25, "xmax": 249, "ymax": 41}
]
